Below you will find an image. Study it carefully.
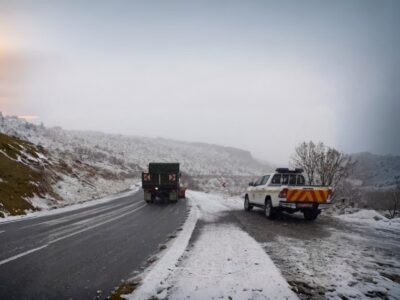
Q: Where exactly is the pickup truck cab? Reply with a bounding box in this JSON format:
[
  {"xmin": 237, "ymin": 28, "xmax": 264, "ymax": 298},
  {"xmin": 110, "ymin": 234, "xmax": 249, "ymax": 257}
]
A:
[{"xmin": 244, "ymin": 168, "xmax": 332, "ymax": 220}]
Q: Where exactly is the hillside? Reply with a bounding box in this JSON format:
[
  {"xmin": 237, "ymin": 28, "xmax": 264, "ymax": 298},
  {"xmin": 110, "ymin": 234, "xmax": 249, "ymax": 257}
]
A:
[
  {"xmin": 0, "ymin": 113, "xmax": 272, "ymax": 214},
  {"xmin": 0, "ymin": 132, "xmax": 60, "ymax": 216},
  {"xmin": 350, "ymin": 152, "xmax": 400, "ymax": 189},
  {"xmin": 0, "ymin": 115, "xmax": 270, "ymax": 177}
]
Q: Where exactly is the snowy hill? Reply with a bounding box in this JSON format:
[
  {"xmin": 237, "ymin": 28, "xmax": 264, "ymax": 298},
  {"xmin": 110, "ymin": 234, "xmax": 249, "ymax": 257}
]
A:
[
  {"xmin": 0, "ymin": 114, "xmax": 271, "ymax": 177},
  {"xmin": 0, "ymin": 113, "xmax": 272, "ymax": 214},
  {"xmin": 0, "ymin": 132, "xmax": 60, "ymax": 216},
  {"xmin": 350, "ymin": 152, "xmax": 400, "ymax": 189}
]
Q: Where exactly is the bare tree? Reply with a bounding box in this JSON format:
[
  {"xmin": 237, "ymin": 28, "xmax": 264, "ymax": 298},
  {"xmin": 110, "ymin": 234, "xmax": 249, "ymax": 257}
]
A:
[
  {"xmin": 316, "ymin": 147, "xmax": 356, "ymax": 189},
  {"xmin": 389, "ymin": 176, "xmax": 400, "ymax": 219},
  {"xmin": 291, "ymin": 141, "xmax": 356, "ymax": 190},
  {"xmin": 291, "ymin": 141, "xmax": 323, "ymax": 185}
]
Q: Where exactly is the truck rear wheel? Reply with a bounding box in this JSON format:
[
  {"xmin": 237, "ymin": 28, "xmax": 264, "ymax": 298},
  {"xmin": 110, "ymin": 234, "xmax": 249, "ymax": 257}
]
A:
[
  {"xmin": 303, "ymin": 209, "xmax": 319, "ymax": 221},
  {"xmin": 264, "ymin": 199, "xmax": 275, "ymax": 219}
]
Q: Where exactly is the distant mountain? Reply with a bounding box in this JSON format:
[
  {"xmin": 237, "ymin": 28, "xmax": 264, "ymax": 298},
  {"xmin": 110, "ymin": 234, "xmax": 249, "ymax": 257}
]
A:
[{"xmin": 350, "ymin": 152, "xmax": 400, "ymax": 189}]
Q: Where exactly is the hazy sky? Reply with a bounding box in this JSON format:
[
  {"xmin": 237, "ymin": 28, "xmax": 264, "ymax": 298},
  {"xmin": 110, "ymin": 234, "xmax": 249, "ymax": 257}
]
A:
[{"xmin": 1, "ymin": 0, "xmax": 399, "ymax": 164}]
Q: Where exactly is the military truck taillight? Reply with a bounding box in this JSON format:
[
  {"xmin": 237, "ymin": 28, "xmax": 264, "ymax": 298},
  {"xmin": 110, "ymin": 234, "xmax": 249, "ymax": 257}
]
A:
[{"xmin": 279, "ymin": 188, "xmax": 288, "ymax": 198}]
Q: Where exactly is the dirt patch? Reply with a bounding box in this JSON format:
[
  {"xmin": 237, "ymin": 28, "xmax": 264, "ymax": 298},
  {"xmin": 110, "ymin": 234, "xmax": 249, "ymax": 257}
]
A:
[{"xmin": 108, "ymin": 280, "xmax": 140, "ymax": 300}]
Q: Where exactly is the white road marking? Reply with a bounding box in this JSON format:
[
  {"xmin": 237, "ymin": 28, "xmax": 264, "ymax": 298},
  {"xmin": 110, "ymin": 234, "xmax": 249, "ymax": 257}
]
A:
[
  {"xmin": 0, "ymin": 245, "xmax": 49, "ymax": 266},
  {"xmin": 0, "ymin": 204, "xmax": 146, "ymax": 267},
  {"xmin": 0, "ymin": 230, "xmax": 5, "ymax": 234}
]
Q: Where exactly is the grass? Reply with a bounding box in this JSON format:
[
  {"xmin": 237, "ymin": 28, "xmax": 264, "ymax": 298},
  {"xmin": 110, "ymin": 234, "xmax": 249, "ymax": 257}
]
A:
[
  {"xmin": 0, "ymin": 132, "xmax": 59, "ymax": 216},
  {"xmin": 108, "ymin": 281, "xmax": 140, "ymax": 300}
]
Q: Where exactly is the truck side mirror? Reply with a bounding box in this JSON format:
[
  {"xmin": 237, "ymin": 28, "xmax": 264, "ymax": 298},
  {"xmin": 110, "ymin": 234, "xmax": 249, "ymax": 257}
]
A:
[{"xmin": 249, "ymin": 181, "xmax": 254, "ymax": 186}]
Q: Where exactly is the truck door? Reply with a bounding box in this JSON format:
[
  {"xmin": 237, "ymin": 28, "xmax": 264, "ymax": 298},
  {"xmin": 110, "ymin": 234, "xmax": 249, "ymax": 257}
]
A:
[
  {"xmin": 254, "ymin": 176, "xmax": 269, "ymax": 204},
  {"xmin": 251, "ymin": 176, "xmax": 263, "ymax": 203}
]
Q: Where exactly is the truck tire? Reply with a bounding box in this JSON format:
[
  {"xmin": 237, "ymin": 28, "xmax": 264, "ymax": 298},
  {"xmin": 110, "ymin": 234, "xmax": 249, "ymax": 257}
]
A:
[
  {"xmin": 303, "ymin": 209, "xmax": 319, "ymax": 221},
  {"xmin": 169, "ymin": 192, "xmax": 178, "ymax": 203},
  {"xmin": 144, "ymin": 191, "xmax": 153, "ymax": 203},
  {"xmin": 264, "ymin": 198, "xmax": 275, "ymax": 219},
  {"xmin": 244, "ymin": 195, "xmax": 253, "ymax": 211}
]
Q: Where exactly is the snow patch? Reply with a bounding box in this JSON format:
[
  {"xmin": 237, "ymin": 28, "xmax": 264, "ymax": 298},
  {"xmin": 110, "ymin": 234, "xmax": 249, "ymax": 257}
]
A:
[
  {"xmin": 0, "ymin": 186, "xmax": 140, "ymax": 224},
  {"xmin": 130, "ymin": 191, "xmax": 297, "ymax": 300},
  {"xmin": 337, "ymin": 209, "xmax": 400, "ymax": 230},
  {"xmin": 26, "ymin": 194, "xmax": 51, "ymax": 210},
  {"xmin": 265, "ymin": 228, "xmax": 400, "ymax": 300},
  {"xmin": 131, "ymin": 199, "xmax": 198, "ymax": 299},
  {"xmin": 162, "ymin": 223, "xmax": 297, "ymax": 300}
]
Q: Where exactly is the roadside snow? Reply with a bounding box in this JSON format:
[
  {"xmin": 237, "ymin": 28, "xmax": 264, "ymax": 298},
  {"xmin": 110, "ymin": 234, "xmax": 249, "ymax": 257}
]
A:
[
  {"xmin": 25, "ymin": 194, "xmax": 52, "ymax": 210},
  {"xmin": 0, "ymin": 186, "xmax": 140, "ymax": 224},
  {"xmin": 337, "ymin": 209, "xmax": 400, "ymax": 230},
  {"xmin": 162, "ymin": 223, "xmax": 297, "ymax": 300},
  {"xmin": 131, "ymin": 199, "xmax": 198, "ymax": 300},
  {"xmin": 130, "ymin": 191, "xmax": 297, "ymax": 300},
  {"xmin": 265, "ymin": 228, "xmax": 400, "ymax": 300}
]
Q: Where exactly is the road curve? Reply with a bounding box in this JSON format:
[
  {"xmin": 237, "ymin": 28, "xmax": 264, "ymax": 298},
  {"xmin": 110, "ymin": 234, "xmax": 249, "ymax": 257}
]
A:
[{"xmin": 0, "ymin": 190, "xmax": 188, "ymax": 299}]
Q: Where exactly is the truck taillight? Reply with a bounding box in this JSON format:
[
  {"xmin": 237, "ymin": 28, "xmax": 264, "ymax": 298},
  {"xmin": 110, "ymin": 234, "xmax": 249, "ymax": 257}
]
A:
[
  {"xmin": 169, "ymin": 174, "xmax": 176, "ymax": 182},
  {"xmin": 279, "ymin": 188, "xmax": 288, "ymax": 198},
  {"xmin": 143, "ymin": 173, "xmax": 151, "ymax": 181}
]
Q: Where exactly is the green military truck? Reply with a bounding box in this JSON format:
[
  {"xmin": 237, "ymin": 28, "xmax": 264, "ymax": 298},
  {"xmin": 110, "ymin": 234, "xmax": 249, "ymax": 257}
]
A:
[{"xmin": 142, "ymin": 163, "xmax": 185, "ymax": 203}]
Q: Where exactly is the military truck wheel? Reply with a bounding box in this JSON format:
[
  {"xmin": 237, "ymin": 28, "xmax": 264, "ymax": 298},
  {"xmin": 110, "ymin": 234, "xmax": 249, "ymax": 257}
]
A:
[
  {"xmin": 244, "ymin": 195, "xmax": 253, "ymax": 211},
  {"xmin": 303, "ymin": 209, "xmax": 319, "ymax": 221},
  {"xmin": 264, "ymin": 198, "xmax": 275, "ymax": 219}
]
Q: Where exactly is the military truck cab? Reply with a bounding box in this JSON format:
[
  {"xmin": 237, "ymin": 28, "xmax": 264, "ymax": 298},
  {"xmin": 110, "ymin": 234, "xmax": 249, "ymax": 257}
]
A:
[{"xmin": 142, "ymin": 163, "xmax": 183, "ymax": 203}]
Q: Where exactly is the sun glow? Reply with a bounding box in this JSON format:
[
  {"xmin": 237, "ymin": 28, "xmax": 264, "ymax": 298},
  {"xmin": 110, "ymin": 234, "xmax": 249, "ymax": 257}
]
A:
[{"xmin": 17, "ymin": 115, "xmax": 39, "ymax": 121}]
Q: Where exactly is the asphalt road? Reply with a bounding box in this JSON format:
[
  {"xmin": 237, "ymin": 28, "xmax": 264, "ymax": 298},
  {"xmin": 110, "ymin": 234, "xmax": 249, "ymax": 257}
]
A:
[{"xmin": 0, "ymin": 190, "xmax": 188, "ymax": 300}]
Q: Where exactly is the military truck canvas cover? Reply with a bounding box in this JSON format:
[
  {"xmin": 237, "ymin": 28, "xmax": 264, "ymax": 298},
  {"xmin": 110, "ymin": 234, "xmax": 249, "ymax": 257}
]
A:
[{"xmin": 148, "ymin": 163, "xmax": 180, "ymax": 174}]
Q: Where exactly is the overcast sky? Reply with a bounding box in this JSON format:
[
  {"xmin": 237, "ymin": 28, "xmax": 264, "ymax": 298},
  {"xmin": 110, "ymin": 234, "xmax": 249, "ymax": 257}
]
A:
[{"xmin": 1, "ymin": 0, "xmax": 399, "ymax": 164}]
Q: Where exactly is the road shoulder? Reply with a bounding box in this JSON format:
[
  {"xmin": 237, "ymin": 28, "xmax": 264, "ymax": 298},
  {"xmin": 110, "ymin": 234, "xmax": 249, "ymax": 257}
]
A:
[{"xmin": 127, "ymin": 190, "xmax": 297, "ymax": 300}]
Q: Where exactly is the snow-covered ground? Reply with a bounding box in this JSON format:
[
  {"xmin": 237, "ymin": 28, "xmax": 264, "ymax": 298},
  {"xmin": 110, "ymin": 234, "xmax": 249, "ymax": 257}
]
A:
[
  {"xmin": 126, "ymin": 192, "xmax": 400, "ymax": 300},
  {"xmin": 337, "ymin": 209, "xmax": 400, "ymax": 230},
  {"xmin": 262, "ymin": 210, "xmax": 400, "ymax": 300},
  {"xmin": 129, "ymin": 191, "xmax": 297, "ymax": 300}
]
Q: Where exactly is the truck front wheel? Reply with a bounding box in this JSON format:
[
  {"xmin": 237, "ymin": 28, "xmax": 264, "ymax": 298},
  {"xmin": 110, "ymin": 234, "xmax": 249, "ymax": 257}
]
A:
[
  {"xmin": 264, "ymin": 199, "xmax": 276, "ymax": 219},
  {"xmin": 303, "ymin": 209, "xmax": 319, "ymax": 221},
  {"xmin": 244, "ymin": 195, "xmax": 253, "ymax": 211}
]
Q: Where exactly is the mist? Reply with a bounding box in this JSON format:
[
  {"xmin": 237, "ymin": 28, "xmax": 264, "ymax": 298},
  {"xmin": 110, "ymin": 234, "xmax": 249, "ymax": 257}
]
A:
[{"xmin": 1, "ymin": 0, "xmax": 399, "ymax": 164}]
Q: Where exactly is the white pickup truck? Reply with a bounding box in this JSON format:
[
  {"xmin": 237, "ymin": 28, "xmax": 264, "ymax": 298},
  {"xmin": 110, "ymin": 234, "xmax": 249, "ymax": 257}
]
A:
[{"xmin": 244, "ymin": 168, "xmax": 332, "ymax": 220}]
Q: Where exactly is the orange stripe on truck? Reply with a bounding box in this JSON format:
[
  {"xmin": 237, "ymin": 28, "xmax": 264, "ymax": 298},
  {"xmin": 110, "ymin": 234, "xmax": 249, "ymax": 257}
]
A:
[{"xmin": 287, "ymin": 188, "xmax": 329, "ymax": 203}]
